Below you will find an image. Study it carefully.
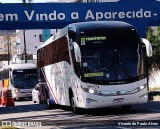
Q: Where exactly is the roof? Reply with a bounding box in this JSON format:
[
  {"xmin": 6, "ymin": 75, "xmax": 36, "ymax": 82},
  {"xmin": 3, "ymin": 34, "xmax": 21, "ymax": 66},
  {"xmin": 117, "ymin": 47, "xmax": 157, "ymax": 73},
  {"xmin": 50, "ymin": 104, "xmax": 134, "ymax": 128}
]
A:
[
  {"xmin": 37, "ymin": 21, "xmax": 136, "ymax": 50},
  {"xmin": 10, "ymin": 63, "xmax": 37, "ymax": 70},
  {"xmin": 68, "ymin": 21, "xmax": 135, "ymax": 32}
]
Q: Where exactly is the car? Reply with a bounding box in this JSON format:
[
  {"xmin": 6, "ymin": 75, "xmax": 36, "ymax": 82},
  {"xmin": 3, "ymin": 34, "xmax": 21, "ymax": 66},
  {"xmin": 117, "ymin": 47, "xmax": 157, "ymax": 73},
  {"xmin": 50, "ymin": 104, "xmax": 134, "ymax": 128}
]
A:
[{"xmin": 32, "ymin": 82, "xmax": 47, "ymax": 104}]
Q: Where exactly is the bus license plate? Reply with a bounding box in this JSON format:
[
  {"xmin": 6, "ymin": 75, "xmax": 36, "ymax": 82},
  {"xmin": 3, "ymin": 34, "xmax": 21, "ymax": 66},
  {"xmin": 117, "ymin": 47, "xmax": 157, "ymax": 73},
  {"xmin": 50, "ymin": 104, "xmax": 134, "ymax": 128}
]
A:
[{"xmin": 113, "ymin": 98, "xmax": 124, "ymax": 103}]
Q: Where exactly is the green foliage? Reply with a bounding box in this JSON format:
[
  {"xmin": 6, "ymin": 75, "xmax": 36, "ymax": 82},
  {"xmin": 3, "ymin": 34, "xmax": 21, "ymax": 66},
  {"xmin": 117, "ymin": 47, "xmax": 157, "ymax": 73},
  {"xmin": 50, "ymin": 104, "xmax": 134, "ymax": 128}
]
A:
[{"xmin": 146, "ymin": 27, "xmax": 160, "ymax": 70}]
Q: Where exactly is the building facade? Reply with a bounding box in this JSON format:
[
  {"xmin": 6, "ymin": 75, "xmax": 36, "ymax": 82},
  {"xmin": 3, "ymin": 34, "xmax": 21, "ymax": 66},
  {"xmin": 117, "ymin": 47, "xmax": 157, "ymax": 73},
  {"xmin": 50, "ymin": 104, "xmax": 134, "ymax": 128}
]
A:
[
  {"xmin": 15, "ymin": 29, "xmax": 57, "ymax": 63},
  {"xmin": 0, "ymin": 34, "xmax": 17, "ymax": 56},
  {"xmin": 16, "ymin": 29, "xmax": 56, "ymax": 55}
]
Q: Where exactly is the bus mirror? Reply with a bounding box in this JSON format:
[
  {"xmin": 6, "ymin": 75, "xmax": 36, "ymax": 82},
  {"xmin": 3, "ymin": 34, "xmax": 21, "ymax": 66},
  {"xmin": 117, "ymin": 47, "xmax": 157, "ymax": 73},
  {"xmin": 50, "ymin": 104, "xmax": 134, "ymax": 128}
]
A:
[
  {"xmin": 141, "ymin": 38, "xmax": 153, "ymax": 57},
  {"xmin": 72, "ymin": 42, "xmax": 81, "ymax": 62},
  {"xmin": 11, "ymin": 78, "xmax": 13, "ymax": 84}
]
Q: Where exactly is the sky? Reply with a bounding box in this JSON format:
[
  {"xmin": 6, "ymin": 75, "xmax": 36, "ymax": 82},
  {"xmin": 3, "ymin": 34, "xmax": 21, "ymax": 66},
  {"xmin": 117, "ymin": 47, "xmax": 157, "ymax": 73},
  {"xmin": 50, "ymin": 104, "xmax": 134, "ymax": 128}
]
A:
[{"xmin": 0, "ymin": 0, "xmax": 56, "ymax": 3}]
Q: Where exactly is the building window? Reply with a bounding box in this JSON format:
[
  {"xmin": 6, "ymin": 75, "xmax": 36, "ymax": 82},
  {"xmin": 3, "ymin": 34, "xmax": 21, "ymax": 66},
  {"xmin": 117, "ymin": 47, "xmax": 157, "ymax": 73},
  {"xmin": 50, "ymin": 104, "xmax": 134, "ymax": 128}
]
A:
[{"xmin": 39, "ymin": 34, "xmax": 43, "ymax": 42}]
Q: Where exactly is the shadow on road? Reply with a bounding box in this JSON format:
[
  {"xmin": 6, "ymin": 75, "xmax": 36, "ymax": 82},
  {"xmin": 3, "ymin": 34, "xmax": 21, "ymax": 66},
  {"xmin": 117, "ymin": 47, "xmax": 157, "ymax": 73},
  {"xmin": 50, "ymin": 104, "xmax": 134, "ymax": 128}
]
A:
[
  {"xmin": 1, "ymin": 100, "xmax": 160, "ymax": 116},
  {"xmin": 0, "ymin": 100, "xmax": 160, "ymax": 129},
  {"xmin": 0, "ymin": 100, "xmax": 47, "ymax": 115}
]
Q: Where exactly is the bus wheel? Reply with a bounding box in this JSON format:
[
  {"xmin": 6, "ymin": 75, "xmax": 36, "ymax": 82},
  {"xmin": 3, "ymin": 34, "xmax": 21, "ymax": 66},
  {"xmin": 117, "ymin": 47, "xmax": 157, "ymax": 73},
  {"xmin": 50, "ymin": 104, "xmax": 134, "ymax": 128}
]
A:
[
  {"xmin": 38, "ymin": 96, "xmax": 42, "ymax": 104},
  {"xmin": 122, "ymin": 105, "xmax": 132, "ymax": 111},
  {"xmin": 70, "ymin": 95, "xmax": 80, "ymax": 114},
  {"xmin": 47, "ymin": 98, "xmax": 53, "ymax": 109}
]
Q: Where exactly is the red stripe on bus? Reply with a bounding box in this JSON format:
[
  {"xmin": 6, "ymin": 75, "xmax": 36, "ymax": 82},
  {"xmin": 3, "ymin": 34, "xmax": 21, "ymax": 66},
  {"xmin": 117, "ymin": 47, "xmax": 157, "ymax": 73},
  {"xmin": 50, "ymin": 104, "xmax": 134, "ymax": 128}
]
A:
[{"xmin": 41, "ymin": 67, "xmax": 58, "ymax": 104}]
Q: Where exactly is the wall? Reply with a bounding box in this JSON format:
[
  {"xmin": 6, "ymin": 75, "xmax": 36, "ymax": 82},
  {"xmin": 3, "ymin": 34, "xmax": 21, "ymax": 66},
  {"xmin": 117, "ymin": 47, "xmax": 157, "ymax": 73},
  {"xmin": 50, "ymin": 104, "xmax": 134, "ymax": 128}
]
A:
[
  {"xmin": 16, "ymin": 29, "xmax": 57, "ymax": 55},
  {"xmin": 149, "ymin": 70, "xmax": 160, "ymax": 89}
]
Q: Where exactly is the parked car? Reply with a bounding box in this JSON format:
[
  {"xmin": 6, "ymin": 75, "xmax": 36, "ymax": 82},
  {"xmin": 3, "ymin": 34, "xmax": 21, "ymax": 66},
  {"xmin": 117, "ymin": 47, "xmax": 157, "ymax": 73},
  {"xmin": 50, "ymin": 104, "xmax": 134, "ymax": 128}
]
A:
[{"xmin": 32, "ymin": 82, "xmax": 47, "ymax": 104}]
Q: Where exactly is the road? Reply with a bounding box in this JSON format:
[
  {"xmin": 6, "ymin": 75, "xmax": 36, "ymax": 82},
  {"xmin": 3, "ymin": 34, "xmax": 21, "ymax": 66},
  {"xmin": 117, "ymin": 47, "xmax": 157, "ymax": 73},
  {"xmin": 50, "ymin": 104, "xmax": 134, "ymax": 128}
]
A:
[{"xmin": 0, "ymin": 100, "xmax": 160, "ymax": 129}]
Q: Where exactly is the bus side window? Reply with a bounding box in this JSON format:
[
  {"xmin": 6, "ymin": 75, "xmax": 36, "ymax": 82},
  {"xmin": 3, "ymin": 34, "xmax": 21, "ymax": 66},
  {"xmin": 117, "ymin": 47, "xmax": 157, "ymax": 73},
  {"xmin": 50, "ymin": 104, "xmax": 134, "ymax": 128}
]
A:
[{"xmin": 63, "ymin": 37, "xmax": 70, "ymax": 64}]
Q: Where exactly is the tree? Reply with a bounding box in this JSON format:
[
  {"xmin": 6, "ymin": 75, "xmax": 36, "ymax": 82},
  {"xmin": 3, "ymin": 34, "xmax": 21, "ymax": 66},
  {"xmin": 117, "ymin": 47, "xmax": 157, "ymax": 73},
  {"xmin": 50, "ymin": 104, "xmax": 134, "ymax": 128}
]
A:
[{"xmin": 146, "ymin": 27, "xmax": 160, "ymax": 70}]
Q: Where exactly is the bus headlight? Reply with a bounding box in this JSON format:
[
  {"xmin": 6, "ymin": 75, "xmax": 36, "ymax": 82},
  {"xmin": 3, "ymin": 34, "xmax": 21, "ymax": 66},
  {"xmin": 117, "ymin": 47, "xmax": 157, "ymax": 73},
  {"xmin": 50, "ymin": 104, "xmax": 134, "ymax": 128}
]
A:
[
  {"xmin": 137, "ymin": 84, "xmax": 146, "ymax": 91},
  {"xmin": 140, "ymin": 85, "xmax": 145, "ymax": 90},
  {"xmin": 82, "ymin": 87, "xmax": 98, "ymax": 94},
  {"xmin": 89, "ymin": 89, "xmax": 95, "ymax": 94},
  {"xmin": 15, "ymin": 88, "xmax": 20, "ymax": 93}
]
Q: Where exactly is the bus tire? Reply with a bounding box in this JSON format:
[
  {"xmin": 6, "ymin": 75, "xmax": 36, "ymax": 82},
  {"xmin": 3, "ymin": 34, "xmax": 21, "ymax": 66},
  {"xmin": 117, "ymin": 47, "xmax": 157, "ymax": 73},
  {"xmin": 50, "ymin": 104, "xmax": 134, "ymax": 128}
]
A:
[
  {"xmin": 38, "ymin": 96, "xmax": 43, "ymax": 104},
  {"xmin": 70, "ymin": 94, "xmax": 80, "ymax": 114},
  {"xmin": 122, "ymin": 105, "xmax": 132, "ymax": 111},
  {"xmin": 47, "ymin": 98, "xmax": 53, "ymax": 109}
]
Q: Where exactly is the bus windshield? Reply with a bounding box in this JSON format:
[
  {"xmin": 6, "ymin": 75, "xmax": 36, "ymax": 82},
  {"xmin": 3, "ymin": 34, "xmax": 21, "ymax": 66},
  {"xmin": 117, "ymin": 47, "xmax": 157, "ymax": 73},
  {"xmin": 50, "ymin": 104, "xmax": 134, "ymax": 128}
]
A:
[
  {"xmin": 79, "ymin": 32, "xmax": 145, "ymax": 85},
  {"xmin": 12, "ymin": 69, "xmax": 37, "ymax": 89}
]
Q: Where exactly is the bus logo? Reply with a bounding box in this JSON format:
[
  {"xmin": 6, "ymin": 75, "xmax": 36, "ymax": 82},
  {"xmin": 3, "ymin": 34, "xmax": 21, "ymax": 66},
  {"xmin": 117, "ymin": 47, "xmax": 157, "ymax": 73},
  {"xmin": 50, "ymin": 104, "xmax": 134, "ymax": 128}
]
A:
[{"xmin": 116, "ymin": 91, "xmax": 121, "ymax": 95}]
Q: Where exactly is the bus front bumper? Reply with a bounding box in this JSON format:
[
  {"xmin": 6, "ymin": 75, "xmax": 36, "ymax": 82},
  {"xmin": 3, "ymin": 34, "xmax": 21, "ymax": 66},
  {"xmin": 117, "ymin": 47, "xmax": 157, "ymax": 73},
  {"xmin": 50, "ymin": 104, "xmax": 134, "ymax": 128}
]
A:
[
  {"xmin": 13, "ymin": 91, "xmax": 32, "ymax": 99},
  {"xmin": 79, "ymin": 88, "xmax": 148, "ymax": 109}
]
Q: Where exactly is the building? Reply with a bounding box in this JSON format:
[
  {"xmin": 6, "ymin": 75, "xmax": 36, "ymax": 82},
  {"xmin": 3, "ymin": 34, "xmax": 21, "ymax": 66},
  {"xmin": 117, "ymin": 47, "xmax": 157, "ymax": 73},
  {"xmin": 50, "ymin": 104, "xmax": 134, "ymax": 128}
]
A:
[
  {"xmin": 0, "ymin": 34, "xmax": 17, "ymax": 57},
  {"xmin": 15, "ymin": 29, "xmax": 57, "ymax": 63},
  {"xmin": 0, "ymin": 36, "xmax": 5, "ymax": 54},
  {"xmin": 0, "ymin": 30, "xmax": 17, "ymax": 68}
]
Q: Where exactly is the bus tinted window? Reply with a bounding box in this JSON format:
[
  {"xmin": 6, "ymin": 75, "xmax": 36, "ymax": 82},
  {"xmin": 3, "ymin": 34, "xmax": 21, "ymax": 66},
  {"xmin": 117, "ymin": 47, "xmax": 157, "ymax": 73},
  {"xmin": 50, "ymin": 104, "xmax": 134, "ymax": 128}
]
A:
[
  {"xmin": 38, "ymin": 36, "xmax": 70, "ymax": 67},
  {"xmin": 79, "ymin": 31, "xmax": 144, "ymax": 84},
  {"xmin": 12, "ymin": 69, "xmax": 37, "ymax": 89}
]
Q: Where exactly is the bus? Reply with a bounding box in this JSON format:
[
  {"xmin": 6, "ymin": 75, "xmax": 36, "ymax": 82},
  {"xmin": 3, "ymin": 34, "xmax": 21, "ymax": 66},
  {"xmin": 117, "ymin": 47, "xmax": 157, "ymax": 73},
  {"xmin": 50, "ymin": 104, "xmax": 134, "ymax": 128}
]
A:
[
  {"xmin": 37, "ymin": 21, "xmax": 152, "ymax": 113},
  {"xmin": 0, "ymin": 63, "xmax": 37, "ymax": 100}
]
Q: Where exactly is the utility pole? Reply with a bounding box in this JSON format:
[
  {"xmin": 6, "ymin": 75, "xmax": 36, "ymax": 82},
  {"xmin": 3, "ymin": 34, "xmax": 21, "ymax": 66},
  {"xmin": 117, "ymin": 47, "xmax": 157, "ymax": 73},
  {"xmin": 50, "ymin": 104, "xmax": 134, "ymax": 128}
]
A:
[
  {"xmin": 23, "ymin": 30, "xmax": 27, "ymax": 63},
  {"xmin": 7, "ymin": 34, "xmax": 11, "ymax": 65}
]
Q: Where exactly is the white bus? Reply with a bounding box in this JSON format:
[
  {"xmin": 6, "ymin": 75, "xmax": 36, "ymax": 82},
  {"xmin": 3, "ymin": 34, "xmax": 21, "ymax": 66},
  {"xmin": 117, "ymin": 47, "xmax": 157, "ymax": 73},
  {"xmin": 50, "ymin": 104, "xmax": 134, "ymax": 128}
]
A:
[
  {"xmin": 37, "ymin": 21, "xmax": 152, "ymax": 113},
  {"xmin": 0, "ymin": 63, "xmax": 37, "ymax": 100}
]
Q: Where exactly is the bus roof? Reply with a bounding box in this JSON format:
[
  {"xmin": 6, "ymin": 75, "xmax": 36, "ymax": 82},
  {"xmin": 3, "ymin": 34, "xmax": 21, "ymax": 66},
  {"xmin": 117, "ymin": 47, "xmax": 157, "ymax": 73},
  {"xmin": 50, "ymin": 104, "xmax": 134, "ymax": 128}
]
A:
[
  {"xmin": 37, "ymin": 21, "xmax": 136, "ymax": 50},
  {"xmin": 10, "ymin": 63, "xmax": 37, "ymax": 70},
  {"xmin": 37, "ymin": 34, "xmax": 55, "ymax": 50},
  {"xmin": 68, "ymin": 21, "xmax": 135, "ymax": 32}
]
